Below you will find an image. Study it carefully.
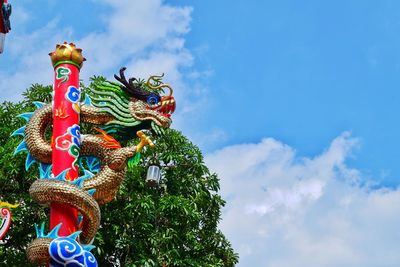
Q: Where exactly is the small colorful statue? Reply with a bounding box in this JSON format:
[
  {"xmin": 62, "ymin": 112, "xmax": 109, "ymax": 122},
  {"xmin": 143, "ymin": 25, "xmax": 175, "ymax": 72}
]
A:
[
  {"xmin": 0, "ymin": 201, "xmax": 19, "ymax": 240},
  {"xmin": 0, "ymin": 0, "xmax": 12, "ymax": 54}
]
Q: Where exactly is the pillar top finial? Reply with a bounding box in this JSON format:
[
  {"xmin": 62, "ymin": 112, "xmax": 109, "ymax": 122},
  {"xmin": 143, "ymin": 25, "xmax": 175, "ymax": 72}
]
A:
[{"xmin": 49, "ymin": 42, "xmax": 86, "ymax": 69}]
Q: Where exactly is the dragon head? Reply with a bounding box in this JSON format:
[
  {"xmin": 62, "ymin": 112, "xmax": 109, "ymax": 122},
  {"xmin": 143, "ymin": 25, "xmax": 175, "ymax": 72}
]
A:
[
  {"xmin": 114, "ymin": 67, "xmax": 176, "ymax": 129},
  {"xmin": 87, "ymin": 67, "xmax": 176, "ymax": 139}
]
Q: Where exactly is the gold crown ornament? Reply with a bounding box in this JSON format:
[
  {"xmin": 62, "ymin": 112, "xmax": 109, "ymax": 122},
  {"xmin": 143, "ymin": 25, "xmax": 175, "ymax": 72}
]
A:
[{"xmin": 49, "ymin": 42, "xmax": 86, "ymax": 69}]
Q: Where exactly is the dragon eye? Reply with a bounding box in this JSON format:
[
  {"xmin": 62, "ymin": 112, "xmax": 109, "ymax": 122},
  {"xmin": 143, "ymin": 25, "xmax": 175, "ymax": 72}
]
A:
[{"xmin": 147, "ymin": 94, "xmax": 160, "ymax": 105}]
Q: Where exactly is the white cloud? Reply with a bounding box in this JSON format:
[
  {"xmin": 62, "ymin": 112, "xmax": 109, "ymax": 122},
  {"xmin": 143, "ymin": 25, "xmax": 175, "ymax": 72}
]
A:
[
  {"xmin": 206, "ymin": 132, "xmax": 400, "ymax": 267},
  {"xmin": 79, "ymin": 0, "xmax": 193, "ymax": 79},
  {"xmin": 0, "ymin": 17, "xmax": 73, "ymax": 101},
  {"xmin": 0, "ymin": 0, "xmax": 221, "ymax": 148},
  {"xmin": 0, "ymin": 0, "xmax": 195, "ymax": 107}
]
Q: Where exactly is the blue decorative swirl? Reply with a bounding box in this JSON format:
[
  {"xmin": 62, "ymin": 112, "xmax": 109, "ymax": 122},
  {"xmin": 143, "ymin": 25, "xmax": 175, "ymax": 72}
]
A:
[
  {"xmin": 49, "ymin": 237, "xmax": 97, "ymax": 267},
  {"xmin": 66, "ymin": 86, "xmax": 81, "ymax": 103},
  {"xmin": 72, "ymin": 137, "xmax": 80, "ymax": 147},
  {"xmin": 84, "ymin": 251, "xmax": 98, "ymax": 267},
  {"xmin": 49, "ymin": 237, "xmax": 83, "ymax": 265},
  {"xmin": 68, "ymin": 124, "xmax": 81, "ymax": 144}
]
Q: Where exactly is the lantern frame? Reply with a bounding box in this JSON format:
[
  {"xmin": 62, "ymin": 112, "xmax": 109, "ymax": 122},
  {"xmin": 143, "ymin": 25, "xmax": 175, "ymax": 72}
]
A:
[{"xmin": 146, "ymin": 164, "xmax": 161, "ymax": 187}]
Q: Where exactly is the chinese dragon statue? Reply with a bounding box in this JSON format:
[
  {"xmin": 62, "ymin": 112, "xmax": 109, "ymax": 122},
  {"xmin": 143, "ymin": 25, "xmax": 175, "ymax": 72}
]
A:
[{"xmin": 13, "ymin": 43, "xmax": 176, "ymax": 266}]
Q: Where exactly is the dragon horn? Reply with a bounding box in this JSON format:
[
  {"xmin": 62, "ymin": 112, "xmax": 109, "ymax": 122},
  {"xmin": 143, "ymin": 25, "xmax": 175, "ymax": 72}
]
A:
[
  {"xmin": 146, "ymin": 74, "xmax": 173, "ymax": 96},
  {"xmin": 114, "ymin": 67, "xmax": 128, "ymax": 87}
]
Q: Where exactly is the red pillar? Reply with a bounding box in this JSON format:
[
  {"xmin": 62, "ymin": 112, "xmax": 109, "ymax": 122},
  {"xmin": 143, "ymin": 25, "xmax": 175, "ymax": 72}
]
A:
[{"xmin": 48, "ymin": 43, "xmax": 85, "ymax": 237}]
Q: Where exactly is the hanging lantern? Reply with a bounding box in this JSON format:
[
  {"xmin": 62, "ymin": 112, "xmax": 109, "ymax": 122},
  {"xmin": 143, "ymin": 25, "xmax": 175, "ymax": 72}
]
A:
[
  {"xmin": 0, "ymin": 0, "xmax": 12, "ymax": 54},
  {"xmin": 146, "ymin": 165, "xmax": 161, "ymax": 187}
]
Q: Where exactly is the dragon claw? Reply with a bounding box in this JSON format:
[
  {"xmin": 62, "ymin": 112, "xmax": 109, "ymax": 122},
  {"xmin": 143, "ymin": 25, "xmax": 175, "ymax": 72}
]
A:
[{"xmin": 136, "ymin": 131, "xmax": 154, "ymax": 153}]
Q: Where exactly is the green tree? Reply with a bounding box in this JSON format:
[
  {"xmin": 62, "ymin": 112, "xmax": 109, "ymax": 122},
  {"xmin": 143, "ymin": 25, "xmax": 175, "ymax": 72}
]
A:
[{"xmin": 0, "ymin": 83, "xmax": 239, "ymax": 266}]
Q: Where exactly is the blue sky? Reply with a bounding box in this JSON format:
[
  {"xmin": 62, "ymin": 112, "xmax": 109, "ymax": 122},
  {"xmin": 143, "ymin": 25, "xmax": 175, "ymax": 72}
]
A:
[
  {"xmin": 1, "ymin": 1, "xmax": 400, "ymax": 266},
  {"xmin": 180, "ymin": 0, "xmax": 400, "ymax": 187}
]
